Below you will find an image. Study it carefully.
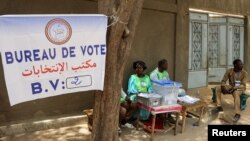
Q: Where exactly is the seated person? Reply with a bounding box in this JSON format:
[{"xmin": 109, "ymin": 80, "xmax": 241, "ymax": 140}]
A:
[
  {"xmin": 150, "ymin": 59, "xmax": 174, "ymax": 122},
  {"xmin": 119, "ymin": 89, "xmax": 137, "ymax": 129},
  {"xmin": 150, "ymin": 59, "xmax": 186, "ymax": 96},
  {"xmin": 150, "ymin": 59, "xmax": 187, "ymax": 122},
  {"xmin": 150, "ymin": 59, "xmax": 170, "ymax": 81},
  {"xmin": 127, "ymin": 60, "xmax": 152, "ymax": 120},
  {"xmin": 214, "ymin": 59, "xmax": 248, "ymax": 121}
]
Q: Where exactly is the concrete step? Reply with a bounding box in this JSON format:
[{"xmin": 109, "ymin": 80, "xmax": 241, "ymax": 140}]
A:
[{"xmin": 0, "ymin": 114, "xmax": 87, "ymax": 137}]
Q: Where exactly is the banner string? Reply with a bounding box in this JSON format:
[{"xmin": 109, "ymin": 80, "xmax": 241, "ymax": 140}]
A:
[{"xmin": 107, "ymin": 15, "xmax": 127, "ymax": 28}]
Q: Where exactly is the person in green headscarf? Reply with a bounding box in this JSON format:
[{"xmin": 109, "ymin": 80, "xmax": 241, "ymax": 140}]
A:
[{"xmin": 127, "ymin": 60, "xmax": 152, "ymax": 120}]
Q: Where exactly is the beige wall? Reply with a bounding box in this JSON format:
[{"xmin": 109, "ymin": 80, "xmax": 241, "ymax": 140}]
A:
[
  {"xmin": 123, "ymin": 9, "xmax": 176, "ymax": 91},
  {"xmin": 0, "ymin": 0, "xmax": 98, "ymax": 124},
  {"xmin": 189, "ymin": 0, "xmax": 250, "ymax": 15},
  {"xmin": 189, "ymin": 0, "xmax": 250, "ymax": 81},
  {"xmin": 0, "ymin": 0, "xmax": 178, "ymax": 124},
  {"xmin": 0, "ymin": 0, "xmax": 98, "ymax": 14},
  {"xmin": 1, "ymin": 0, "xmax": 250, "ymax": 124},
  {"xmin": 123, "ymin": 0, "xmax": 178, "ymax": 90}
]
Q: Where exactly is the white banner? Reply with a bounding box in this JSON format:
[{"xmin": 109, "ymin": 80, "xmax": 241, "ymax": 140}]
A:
[{"xmin": 0, "ymin": 15, "xmax": 107, "ymax": 106}]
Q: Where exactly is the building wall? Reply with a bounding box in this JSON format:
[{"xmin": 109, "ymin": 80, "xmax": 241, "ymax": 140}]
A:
[
  {"xmin": 0, "ymin": 0, "xmax": 98, "ymax": 124},
  {"xmin": 0, "ymin": 0, "xmax": 98, "ymax": 14},
  {"xmin": 189, "ymin": 0, "xmax": 250, "ymax": 75},
  {"xmin": 123, "ymin": 0, "xmax": 178, "ymax": 90},
  {"xmin": 189, "ymin": 0, "xmax": 250, "ymax": 15},
  {"xmin": 1, "ymin": 0, "xmax": 250, "ymax": 124},
  {"xmin": 123, "ymin": 8, "xmax": 176, "ymax": 91},
  {"xmin": 0, "ymin": 0, "xmax": 179, "ymax": 124}
]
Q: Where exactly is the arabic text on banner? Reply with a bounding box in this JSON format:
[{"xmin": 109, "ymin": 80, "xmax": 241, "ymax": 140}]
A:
[{"xmin": 0, "ymin": 15, "xmax": 107, "ymax": 106}]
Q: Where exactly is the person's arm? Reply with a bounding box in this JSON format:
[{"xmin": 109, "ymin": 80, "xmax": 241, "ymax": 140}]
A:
[
  {"xmin": 150, "ymin": 69, "xmax": 158, "ymax": 81},
  {"xmin": 148, "ymin": 84, "xmax": 153, "ymax": 93},
  {"xmin": 121, "ymin": 89, "xmax": 131, "ymax": 104},
  {"xmin": 147, "ymin": 76, "xmax": 153, "ymax": 93},
  {"xmin": 120, "ymin": 95, "xmax": 126, "ymax": 104},
  {"xmin": 221, "ymin": 69, "xmax": 229, "ymax": 87},
  {"xmin": 127, "ymin": 75, "xmax": 139, "ymax": 95},
  {"xmin": 165, "ymin": 71, "xmax": 170, "ymax": 80},
  {"xmin": 221, "ymin": 69, "xmax": 232, "ymax": 94}
]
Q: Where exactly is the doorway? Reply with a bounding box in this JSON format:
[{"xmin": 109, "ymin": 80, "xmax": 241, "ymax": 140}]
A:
[{"xmin": 188, "ymin": 12, "xmax": 244, "ymax": 88}]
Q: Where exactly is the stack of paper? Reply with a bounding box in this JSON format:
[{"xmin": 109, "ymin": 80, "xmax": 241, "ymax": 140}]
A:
[
  {"xmin": 177, "ymin": 95, "xmax": 200, "ymax": 104},
  {"xmin": 138, "ymin": 93, "xmax": 162, "ymax": 98}
]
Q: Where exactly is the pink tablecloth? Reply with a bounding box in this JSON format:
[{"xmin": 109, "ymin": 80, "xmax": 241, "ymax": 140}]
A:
[{"xmin": 137, "ymin": 102, "xmax": 182, "ymax": 115}]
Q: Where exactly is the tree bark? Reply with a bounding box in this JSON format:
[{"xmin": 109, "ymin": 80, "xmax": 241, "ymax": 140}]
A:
[{"xmin": 91, "ymin": 0, "xmax": 144, "ymax": 141}]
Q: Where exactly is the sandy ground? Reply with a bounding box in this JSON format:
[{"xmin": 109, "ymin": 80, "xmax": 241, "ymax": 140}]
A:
[{"xmin": 1, "ymin": 85, "xmax": 250, "ymax": 141}]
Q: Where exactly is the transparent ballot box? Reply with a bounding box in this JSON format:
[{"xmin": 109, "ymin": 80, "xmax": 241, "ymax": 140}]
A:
[
  {"xmin": 137, "ymin": 93, "xmax": 162, "ymax": 107},
  {"xmin": 152, "ymin": 80, "xmax": 182, "ymax": 105}
]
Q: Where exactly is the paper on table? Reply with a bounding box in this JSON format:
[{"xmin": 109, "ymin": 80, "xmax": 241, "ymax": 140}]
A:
[
  {"xmin": 177, "ymin": 95, "xmax": 200, "ymax": 104},
  {"xmin": 138, "ymin": 93, "xmax": 162, "ymax": 98}
]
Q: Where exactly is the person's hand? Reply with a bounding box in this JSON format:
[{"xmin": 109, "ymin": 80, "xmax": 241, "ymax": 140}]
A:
[
  {"xmin": 229, "ymin": 89, "xmax": 236, "ymax": 94},
  {"xmin": 229, "ymin": 87, "xmax": 238, "ymax": 93},
  {"xmin": 221, "ymin": 90, "xmax": 228, "ymax": 94},
  {"xmin": 221, "ymin": 86, "xmax": 229, "ymax": 94},
  {"xmin": 125, "ymin": 96, "xmax": 132, "ymax": 104}
]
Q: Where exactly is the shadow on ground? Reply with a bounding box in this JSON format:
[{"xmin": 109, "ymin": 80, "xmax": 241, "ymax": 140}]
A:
[
  {"xmin": 1, "ymin": 124, "xmax": 91, "ymax": 141},
  {"xmin": 1, "ymin": 85, "xmax": 250, "ymax": 141}
]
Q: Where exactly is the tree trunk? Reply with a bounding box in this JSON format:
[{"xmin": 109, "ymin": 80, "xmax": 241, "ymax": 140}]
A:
[{"xmin": 91, "ymin": 0, "xmax": 144, "ymax": 141}]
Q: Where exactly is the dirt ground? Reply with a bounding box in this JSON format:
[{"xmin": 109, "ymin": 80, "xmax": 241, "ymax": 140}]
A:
[{"xmin": 1, "ymin": 85, "xmax": 250, "ymax": 141}]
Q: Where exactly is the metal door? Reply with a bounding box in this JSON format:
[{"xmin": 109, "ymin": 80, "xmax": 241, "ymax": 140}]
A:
[
  {"xmin": 207, "ymin": 17, "xmax": 227, "ymax": 83},
  {"xmin": 207, "ymin": 17, "xmax": 244, "ymax": 83},
  {"xmin": 188, "ymin": 13, "xmax": 208, "ymax": 88}
]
